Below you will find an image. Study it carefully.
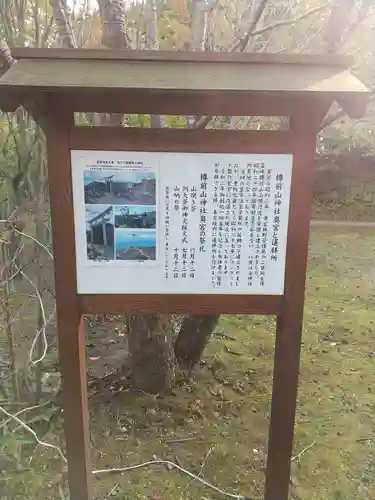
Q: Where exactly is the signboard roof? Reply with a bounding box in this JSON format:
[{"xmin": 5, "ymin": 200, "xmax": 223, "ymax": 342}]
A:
[{"xmin": 0, "ymin": 48, "xmax": 370, "ymax": 116}]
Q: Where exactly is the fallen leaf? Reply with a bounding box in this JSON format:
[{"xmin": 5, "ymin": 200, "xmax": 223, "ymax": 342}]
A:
[{"xmin": 150, "ymin": 492, "xmax": 162, "ymax": 500}]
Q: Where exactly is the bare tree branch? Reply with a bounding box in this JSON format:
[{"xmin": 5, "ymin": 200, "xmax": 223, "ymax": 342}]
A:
[
  {"xmin": 196, "ymin": 3, "xmax": 329, "ymax": 130},
  {"xmin": 325, "ymin": 0, "xmax": 356, "ymax": 53},
  {"xmin": 230, "ymin": 0, "xmax": 269, "ymax": 52},
  {"xmin": 0, "ymin": 38, "xmax": 16, "ymax": 74},
  {"xmin": 50, "ymin": 0, "xmax": 76, "ymax": 48},
  {"xmin": 339, "ymin": 0, "xmax": 375, "ymax": 50},
  {"xmin": 232, "ymin": 3, "xmax": 328, "ymax": 52}
]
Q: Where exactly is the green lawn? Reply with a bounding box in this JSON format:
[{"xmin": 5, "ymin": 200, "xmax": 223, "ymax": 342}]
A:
[{"xmin": 2, "ymin": 227, "xmax": 375, "ymax": 499}]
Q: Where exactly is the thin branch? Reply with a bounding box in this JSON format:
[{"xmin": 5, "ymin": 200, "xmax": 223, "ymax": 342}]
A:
[
  {"xmin": 0, "ymin": 404, "xmax": 67, "ymax": 463},
  {"xmin": 1, "ymin": 240, "xmax": 18, "ymax": 399},
  {"xmin": 14, "ymin": 228, "xmax": 53, "ymax": 260},
  {"xmin": 196, "ymin": 4, "xmax": 328, "ymax": 130},
  {"xmin": 252, "ymin": 4, "xmax": 328, "ymax": 37},
  {"xmin": 50, "ymin": 0, "xmax": 76, "ymax": 48},
  {"xmin": 19, "ymin": 271, "xmax": 49, "ymax": 366},
  {"xmin": 0, "ymin": 402, "xmax": 50, "ymax": 430},
  {"xmin": 93, "ymin": 460, "xmax": 247, "ymax": 499},
  {"xmin": 229, "ymin": 3, "xmax": 327, "ymax": 52},
  {"xmin": 0, "ymin": 403, "xmax": 249, "ymax": 500},
  {"xmin": 104, "ymin": 485, "xmax": 120, "ymax": 499},
  {"xmin": 0, "ymin": 256, "xmax": 35, "ymax": 288},
  {"xmin": 231, "ymin": 0, "xmax": 269, "ymax": 52},
  {"xmin": 291, "ymin": 440, "xmax": 316, "ymax": 461}
]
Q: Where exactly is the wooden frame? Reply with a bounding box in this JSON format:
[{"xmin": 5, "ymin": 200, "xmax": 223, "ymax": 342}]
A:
[
  {"xmin": 45, "ymin": 106, "xmax": 92, "ymax": 500},
  {"xmin": 73, "ymin": 128, "xmax": 294, "ymax": 318},
  {"xmin": 50, "ymin": 117, "xmax": 320, "ymax": 500},
  {"xmin": 0, "ymin": 49, "xmax": 369, "ymax": 500}
]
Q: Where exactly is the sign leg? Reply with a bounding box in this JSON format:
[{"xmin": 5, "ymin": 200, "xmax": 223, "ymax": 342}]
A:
[
  {"xmin": 265, "ymin": 126, "xmax": 318, "ymax": 500},
  {"xmin": 58, "ymin": 314, "xmax": 92, "ymax": 500},
  {"xmin": 45, "ymin": 106, "xmax": 92, "ymax": 500},
  {"xmin": 264, "ymin": 312, "xmax": 303, "ymax": 500}
]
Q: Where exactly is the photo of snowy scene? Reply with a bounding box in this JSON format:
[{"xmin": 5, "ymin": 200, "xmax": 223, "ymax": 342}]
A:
[
  {"xmin": 115, "ymin": 230, "xmax": 156, "ymax": 261},
  {"xmin": 84, "ymin": 169, "xmax": 156, "ymax": 206},
  {"xmin": 114, "ymin": 205, "xmax": 156, "ymax": 229},
  {"xmin": 85, "ymin": 205, "xmax": 114, "ymax": 261}
]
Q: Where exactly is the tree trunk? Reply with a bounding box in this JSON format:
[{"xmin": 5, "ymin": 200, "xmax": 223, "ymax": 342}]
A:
[
  {"xmin": 96, "ymin": 0, "xmax": 174, "ymax": 393},
  {"xmin": 128, "ymin": 314, "xmax": 175, "ymax": 393},
  {"xmin": 174, "ymin": 315, "xmax": 219, "ymax": 369}
]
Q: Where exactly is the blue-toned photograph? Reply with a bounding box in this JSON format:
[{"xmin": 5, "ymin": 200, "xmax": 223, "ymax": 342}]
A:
[
  {"xmin": 116, "ymin": 230, "xmax": 156, "ymax": 261},
  {"xmin": 85, "ymin": 205, "xmax": 114, "ymax": 261},
  {"xmin": 114, "ymin": 205, "xmax": 156, "ymax": 229},
  {"xmin": 84, "ymin": 169, "xmax": 156, "ymax": 206}
]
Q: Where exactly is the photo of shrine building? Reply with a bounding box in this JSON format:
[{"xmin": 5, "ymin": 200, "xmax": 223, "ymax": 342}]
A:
[
  {"xmin": 114, "ymin": 205, "xmax": 156, "ymax": 229},
  {"xmin": 85, "ymin": 205, "xmax": 114, "ymax": 261},
  {"xmin": 84, "ymin": 170, "xmax": 156, "ymax": 205}
]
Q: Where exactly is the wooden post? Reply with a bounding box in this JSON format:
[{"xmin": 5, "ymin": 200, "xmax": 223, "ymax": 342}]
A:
[
  {"xmin": 45, "ymin": 107, "xmax": 92, "ymax": 500},
  {"xmin": 264, "ymin": 111, "xmax": 319, "ymax": 500}
]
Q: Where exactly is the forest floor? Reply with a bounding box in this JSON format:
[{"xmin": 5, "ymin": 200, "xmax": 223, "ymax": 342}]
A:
[
  {"xmin": 1, "ymin": 226, "xmax": 375, "ymax": 500},
  {"xmin": 312, "ymin": 198, "xmax": 375, "ymax": 221}
]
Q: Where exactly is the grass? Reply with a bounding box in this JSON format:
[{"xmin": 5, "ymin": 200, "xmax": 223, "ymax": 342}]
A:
[{"xmin": 1, "ymin": 226, "xmax": 375, "ymax": 499}]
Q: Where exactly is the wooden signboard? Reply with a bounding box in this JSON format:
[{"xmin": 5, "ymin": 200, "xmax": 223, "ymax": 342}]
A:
[
  {"xmin": 0, "ymin": 49, "xmax": 369, "ymax": 500},
  {"xmin": 71, "ymin": 149, "xmax": 291, "ymax": 295}
]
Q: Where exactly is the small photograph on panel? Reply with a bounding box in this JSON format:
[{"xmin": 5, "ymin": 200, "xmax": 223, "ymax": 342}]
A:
[
  {"xmin": 83, "ymin": 169, "xmax": 156, "ymax": 206},
  {"xmin": 114, "ymin": 205, "xmax": 156, "ymax": 230},
  {"xmin": 85, "ymin": 205, "xmax": 114, "ymax": 261},
  {"xmin": 115, "ymin": 230, "xmax": 156, "ymax": 261}
]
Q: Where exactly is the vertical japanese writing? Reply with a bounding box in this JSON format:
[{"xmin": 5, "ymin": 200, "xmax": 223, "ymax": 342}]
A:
[
  {"xmin": 162, "ymin": 155, "xmax": 290, "ymax": 293},
  {"xmin": 260, "ymin": 169, "xmax": 272, "ymax": 286},
  {"xmin": 189, "ymin": 248, "xmax": 196, "ymax": 279},
  {"xmin": 246, "ymin": 164, "xmax": 253, "ymax": 287},
  {"xmin": 247, "ymin": 163, "xmax": 258, "ymax": 286},
  {"xmin": 234, "ymin": 168, "xmax": 245, "ymax": 287},
  {"xmin": 245, "ymin": 164, "xmax": 251, "ymax": 228},
  {"xmin": 212, "ymin": 212, "xmax": 218, "ymax": 286},
  {"xmin": 224, "ymin": 164, "xmax": 230, "ymax": 283},
  {"xmin": 173, "ymin": 247, "xmax": 179, "ymax": 279},
  {"xmin": 174, "ymin": 186, "xmax": 181, "ymax": 211},
  {"xmin": 181, "ymin": 247, "xmax": 188, "ymax": 278},
  {"xmin": 216, "ymin": 167, "xmax": 224, "ymax": 288},
  {"xmin": 190, "ymin": 186, "xmax": 197, "ymax": 213},
  {"xmin": 200, "ymin": 173, "xmax": 208, "ymax": 252},
  {"xmin": 169, "ymin": 183, "xmax": 201, "ymax": 280},
  {"xmin": 182, "ymin": 186, "xmax": 189, "ymax": 245},
  {"xmin": 255, "ymin": 163, "xmax": 265, "ymax": 280},
  {"xmin": 165, "ymin": 186, "xmax": 170, "ymax": 279},
  {"xmin": 211, "ymin": 163, "xmax": 218, "ymax": 287},
  {"xmin": 271, "ymin": 173, "xmax": 284, "ymax": 262}
]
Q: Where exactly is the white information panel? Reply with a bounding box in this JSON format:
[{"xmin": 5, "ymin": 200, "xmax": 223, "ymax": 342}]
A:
[{"xmin": 71, "ymin": 150, "xmax": 292, "ymax": 295}]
